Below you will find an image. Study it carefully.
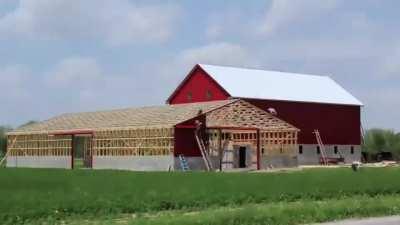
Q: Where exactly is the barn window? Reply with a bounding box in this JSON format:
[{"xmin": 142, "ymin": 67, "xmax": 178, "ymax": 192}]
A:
[
  {"xmin": 334, "ymin": 146, "xmax": 338, "ymax": 154},
  {"xmin": 299, "ymin": 145, "xmax": 303, "ymax": 154},
  {"xmin": 187, "ymin": 92, "xmax": 193, "ymax": 101},
  {"xmin": 316, "ymin": 146, "xmax": 320, "ymax": 154},
  {"xmin": 350, "ymin": 146, "xmax": 354, "ymax": 154},
  {"xmin": 206, "ymin": 90, "xmax": 213, "ymax": 100}
]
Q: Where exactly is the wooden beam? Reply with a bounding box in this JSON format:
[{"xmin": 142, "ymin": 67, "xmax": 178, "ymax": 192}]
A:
[{"xmin": 257, "ymin": 129, "xmax": 261, "ymax": 170}]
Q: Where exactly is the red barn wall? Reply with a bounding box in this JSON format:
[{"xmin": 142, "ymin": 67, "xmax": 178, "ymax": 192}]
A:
[
  {"xmin": 168, "ymin": 67, "xmax": 230, "ymax": 104},
  {"xmin": 245, "ymin": 98, "xmax": 361, "ymax": 145},
  {"xmin": 169, "ymin": 66, "xmax": 361, "ymax": 146},
  {"xmin": 174, "ymin": 115, "xmax": 206, "ymax": 157}
]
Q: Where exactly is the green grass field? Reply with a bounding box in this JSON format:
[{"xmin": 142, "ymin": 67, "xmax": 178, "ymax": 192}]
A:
[{"xmin": 1, "ymin": 167, "xmax": 400, "ymax": 224}]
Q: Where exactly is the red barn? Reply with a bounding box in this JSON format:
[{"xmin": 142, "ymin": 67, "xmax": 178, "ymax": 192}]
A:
[{"xmin": 167, "ymin": 64, "xmax": 363, "ymax": 164}]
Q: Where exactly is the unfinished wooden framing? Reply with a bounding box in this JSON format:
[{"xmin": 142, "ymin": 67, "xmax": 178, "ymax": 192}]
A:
[
  {"xmin": 206, "ymin": 100, "xmax": 298, "ymax": 159},
  {"xmin": 92, "ymin": 127, "xmax": 174, "ymax": 156},
  {"xmin": 6, "ymin": 134, "xmax": 72, "ymax": 157},
  {"xmin": 7, "ymin": 127, "xmax": 174, "ymax": 159},
  {"xmin": 207, "ymin": 129, "xmax": 298, "ymax": 164},
  {"xmin": 4, "ymin": 99, "xmax": 300, "ymax": 170}
]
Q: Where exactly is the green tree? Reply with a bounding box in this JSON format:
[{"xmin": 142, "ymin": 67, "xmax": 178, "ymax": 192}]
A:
[
  {"xmin": 363, "ymin": 128, "xmax": 400, "ymax": 160},
  {"xmin": 0, "ymin": 126, "xmax": 12, "ymax": 157}
]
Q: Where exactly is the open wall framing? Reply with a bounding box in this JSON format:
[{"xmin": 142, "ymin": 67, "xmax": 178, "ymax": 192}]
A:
[
  {"xmin": 5, "ymin": 127, "xmax": 175, "ymax": 170},
  {"xmin": 6, "ymin": 134, "xmax": 72, "ymax": 168},
  {"xmin": 4, "ymin": 99, "xmax": 300, "ymax": 171},
  {"xmin": 205, "ymin": 100, "xmax": 299, "ymax": 169},
  {"xmin": 92, "ymin": 128, "xmax": 174, "ymax": 171}
]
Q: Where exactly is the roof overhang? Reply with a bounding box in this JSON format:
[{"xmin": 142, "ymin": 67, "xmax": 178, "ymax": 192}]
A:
[{"xmin": 236, "ymin": 96, "xmax": 364, "ymax": 107}]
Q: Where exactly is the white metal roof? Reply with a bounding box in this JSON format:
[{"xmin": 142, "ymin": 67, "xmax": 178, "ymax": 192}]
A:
[{"xmin": 199, "ymin": 64, "xmax": 363, "ymax": 106}]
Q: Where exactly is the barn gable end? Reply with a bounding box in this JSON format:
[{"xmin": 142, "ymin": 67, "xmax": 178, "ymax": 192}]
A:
[{"xmin": 167, "ymin": 65, "xmax": 230, "ymax": 104}]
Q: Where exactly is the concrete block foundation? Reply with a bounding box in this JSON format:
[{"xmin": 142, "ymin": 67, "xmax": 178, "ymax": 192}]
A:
[
  {"xmin": 297, "ymin": 144, "xmax": 361, "ymax": 165},
  {"xmin": 6, "ymin": 156, "xmax": 71, "ymax": 169},
  {"xmin": 261, "ymin": 155, "xmax": 298, "ymax": 169},
  {"xmin": 93, "ymin": 155, "xmax": 174, "ymax": 171}
]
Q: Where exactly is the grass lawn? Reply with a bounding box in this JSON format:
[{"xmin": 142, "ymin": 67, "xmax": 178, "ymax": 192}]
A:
[
  {"xmin": 1, "ymin": 167, "xmax": 400, "ymax": 224},
  {"xmin": 63, "ymin": 194, "xmax": 400, "ymax": 225}
]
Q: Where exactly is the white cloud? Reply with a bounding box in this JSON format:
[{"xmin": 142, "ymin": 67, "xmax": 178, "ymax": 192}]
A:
[
  {"xmin": 178, "ymin": 42, "xmax": 257, "ymax": 68},
  {"xmin": 0, "ymin": 0, "xmax": 180, "ymax": 45},
  {"xmin": 155, "ymin": 42, "xmax": 260, "ymax": 97},
  {"xmin": 205, "ymin": 9, "xmax": 248, "ymax": 40},
  {"xmin": 45, "ymin": 57, "xmax": 103, "ymax": 88},
  {"xmin": 41, "ymin": 56, "xmax": 167, "ymax": 115},
  {"xmin": 380, "ymin": 45, "xmax": 400, "ymax": 78},
  {"xmin": 360, "ymin": 88, "xmax": 400, "ymax": 131},
  {"xmin": 0, "ymin": 64, "xmax": 37, "ymax": 125},
  {"xmin": 258, "ymin": 0, "xmax": 340, "ymax": 36},
  {"xmin": 0, "ymin": 65, "xmax": 31, "ymax": 99}
]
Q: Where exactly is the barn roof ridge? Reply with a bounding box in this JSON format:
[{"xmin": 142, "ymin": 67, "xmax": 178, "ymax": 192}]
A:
[{"xmin": 199, "ymin": 63, "xmax": 331, "ymax": 79}]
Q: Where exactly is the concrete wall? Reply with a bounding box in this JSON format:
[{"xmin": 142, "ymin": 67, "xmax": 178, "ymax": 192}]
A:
[
  {"xmin": 174, "ymin": 156, "xmax": 221, "ymax": 171},
  {"xmin": 261, "ymin": 155, "xmax": 298, "ymax": 169},
  {"xmin": 93, "ymin": 156, "xmax": 174, "ymax": 171},
  {"xmin": 174, "ymin": 145, "xmax": 259, "ymax": 171},
  {"xmin": 6, "ymin": 156, "xmax": 71, "ymax": 169},
  {"xmin": 297, "ymin": 144, "xmax": 361, "ymax": 165}
]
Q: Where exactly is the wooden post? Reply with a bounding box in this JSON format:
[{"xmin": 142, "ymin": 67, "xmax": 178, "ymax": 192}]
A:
[
  {"xmin": 71, "ymin": 135, "xmax": 75, "ymax": 169},
  {"xmin": 256, "ymin": 129, "xmax": 261, "ymax": 170},
  {"xmin": 218, "ymin": 129, "xmax": 222, "ymax": 171}
]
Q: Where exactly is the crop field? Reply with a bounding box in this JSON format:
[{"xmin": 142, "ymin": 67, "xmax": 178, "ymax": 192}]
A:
[{"xmin": 1, "ymin": 167, "xmax": 400, "ymax": 224}]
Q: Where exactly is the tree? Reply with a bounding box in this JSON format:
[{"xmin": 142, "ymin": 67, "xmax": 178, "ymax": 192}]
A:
[
  {"xmin": 363, "ymin": 128, "xmax": 400, "ymax": 160},
  {"xmin": 0, "ymin": 126, "xmax": 12, "ymax": 157}
]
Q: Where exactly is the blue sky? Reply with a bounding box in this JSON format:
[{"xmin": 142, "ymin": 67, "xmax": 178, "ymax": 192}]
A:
[{"xmin": 0, "ymin": 0, "xmax": 399, "ymax": 131}]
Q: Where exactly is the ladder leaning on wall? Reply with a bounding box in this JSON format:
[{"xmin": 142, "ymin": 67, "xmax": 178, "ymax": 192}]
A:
[
  {"xmin": 178, "ymin": 155, "xmax": 190, "ymax": 171},
  {"xmin": 194, "ymin": 132, "xmax": 213, "ymax": 171},
  {"xmin": 193, "ymin": 120, "xmax": 214, "ymax": 171},
  {"xmin": 313, "ymin": 129, "xmax": 328, "ymax": 165}
]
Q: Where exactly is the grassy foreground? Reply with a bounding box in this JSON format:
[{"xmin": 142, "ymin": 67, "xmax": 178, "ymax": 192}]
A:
[
  {"xmin": 1, "ymin": 167, "xmax": 400, "ymax": 224},
  {"xmin": 62, "ymin": 195, "xmax": 400, "ymax": 225}
]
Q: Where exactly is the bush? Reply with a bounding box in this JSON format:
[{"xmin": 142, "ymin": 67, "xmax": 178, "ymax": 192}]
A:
[
  {"xmin": 0, "ymin": 126, "xmax": 12, "ymax": 157},
  {"xmin": 363, "ymin": 128, "xmax": 400, "ymax": 160}
]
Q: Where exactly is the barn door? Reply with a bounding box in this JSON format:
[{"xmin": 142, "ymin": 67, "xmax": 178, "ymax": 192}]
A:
[
  {"xmin": 73, "ymin": 135, "xmax": 93, "ymax": 169},
  {"xmin": 239, "ymin": 146, "xmax": 247, "ymax": 168}
]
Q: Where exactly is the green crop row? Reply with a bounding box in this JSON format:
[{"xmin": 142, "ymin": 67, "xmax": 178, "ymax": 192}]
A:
[{"xmin": 1, "ymin": 167, "xmax": 400, "ymax": 224}]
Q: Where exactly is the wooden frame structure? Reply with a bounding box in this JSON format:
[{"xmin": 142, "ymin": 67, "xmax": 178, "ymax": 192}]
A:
[
  {"xmin": 205, "ymin": 100, "xmax": 299, "ymax": 170},
  {"xmin": 5, "ymin": 128, "xmax": 174, "ymax": 167},
  {"xmin": 92, "ymin": 128, "xmax": 174, "ymax": 157},
  {"xmin": 4, "ymin": 99, "xmax": 299, "ymax": 170},
  {"xmin": 6, "ymin": 134, "xmax": 72, "ymax": 157}
]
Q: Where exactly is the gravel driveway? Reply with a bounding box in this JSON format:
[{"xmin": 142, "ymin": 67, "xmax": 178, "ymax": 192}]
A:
[{"xmin": 315, "ymin": 216, "xmax": 400, "ymax": 225}]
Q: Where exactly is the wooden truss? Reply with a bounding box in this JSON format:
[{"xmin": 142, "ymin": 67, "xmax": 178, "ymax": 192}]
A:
[
  {"xmin": 5, "ymin": 100, "xmax": 299, "ymax": 168},
  {"xmin": 206, "ymin": 100, "xmax": 299, "ymax": 169},
  {"xmin": 206, "ymin": 100, "xmax": 298, "ymax": 131}
]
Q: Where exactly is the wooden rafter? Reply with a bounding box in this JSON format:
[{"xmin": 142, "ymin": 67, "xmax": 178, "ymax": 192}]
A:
[{"xmin": 206, "ymin": 100, "xmax": 299, "ymax": 131}]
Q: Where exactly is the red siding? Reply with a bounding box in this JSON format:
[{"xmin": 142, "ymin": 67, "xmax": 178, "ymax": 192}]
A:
[
  {"xmin": 168, "ymin": 67, "xmax": 230, "ymax": 104},
  {"xmin": 174, "ymin": 115, "xmax": 206, "ymax": 157},
  {"xmin": 168, "ymin": 65, "xmax": 361, "ymax": 146},
  {"xmin": 245, "ymin": 98, "xmax": 361, "ymax": 145}
]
